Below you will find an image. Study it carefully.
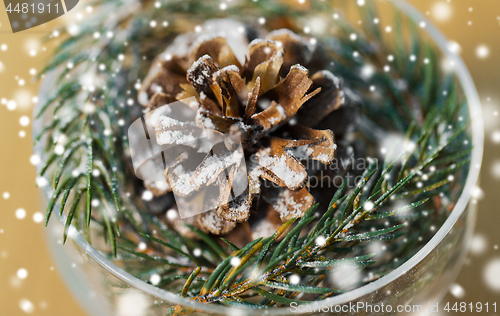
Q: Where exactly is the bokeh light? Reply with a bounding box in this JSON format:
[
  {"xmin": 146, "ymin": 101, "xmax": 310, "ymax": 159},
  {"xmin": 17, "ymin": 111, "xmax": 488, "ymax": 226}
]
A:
[
  {"xmin": 483, "ymin": 258, "xmax": 500, "ymax": 292},
  {"xmin": 431, "ymin": 2, "xmax": 453, "ymax": 22}
]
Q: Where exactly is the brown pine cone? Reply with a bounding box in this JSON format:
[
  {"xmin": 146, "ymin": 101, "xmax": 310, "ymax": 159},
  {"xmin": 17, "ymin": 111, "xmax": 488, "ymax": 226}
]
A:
[{"xmin": 139, "ymin": 20, "xmax": 353, "ymax": 238}]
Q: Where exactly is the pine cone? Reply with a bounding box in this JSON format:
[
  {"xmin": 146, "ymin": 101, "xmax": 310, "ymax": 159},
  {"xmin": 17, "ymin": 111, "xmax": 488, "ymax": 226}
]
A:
[{"xmin": 139, "ymin": 20, "xmax": 349, "ymax": 237}]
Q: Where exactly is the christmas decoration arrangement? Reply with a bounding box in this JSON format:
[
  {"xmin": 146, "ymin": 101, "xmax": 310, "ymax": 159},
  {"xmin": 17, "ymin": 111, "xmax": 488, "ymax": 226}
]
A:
[{"xmin": 34, "ymin": 0, "xmax": 472, "ymax": 313}]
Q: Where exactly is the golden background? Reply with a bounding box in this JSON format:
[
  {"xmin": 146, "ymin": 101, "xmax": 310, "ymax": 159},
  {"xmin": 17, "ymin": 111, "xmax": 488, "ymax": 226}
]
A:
[{"xmin": 0, "ymin": 0, "xmax": 499, "ymax": 315}]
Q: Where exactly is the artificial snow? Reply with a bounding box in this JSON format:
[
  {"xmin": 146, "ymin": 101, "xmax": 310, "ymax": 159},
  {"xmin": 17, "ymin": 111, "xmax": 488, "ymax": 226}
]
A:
[
  {"xmin": 191, "ymin": 151, "xmax": 243, "ymax": 188},
  {"xmin": 157, "ymin": 130, "xmax": 196, "ymax": 146},
  {"xmin": 158, "ymin": 116, "xmax": 185, "ymax": 128},
  {"xmin": 257, "ymin": 150, "xmax": 307, "ymax": 188}
]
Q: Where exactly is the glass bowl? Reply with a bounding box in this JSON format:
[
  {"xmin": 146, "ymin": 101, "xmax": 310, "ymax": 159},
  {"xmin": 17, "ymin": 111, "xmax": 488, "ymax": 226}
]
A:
[{"xmin": 34, "ymin": 0, "xmax": 483, "ymax": 315}]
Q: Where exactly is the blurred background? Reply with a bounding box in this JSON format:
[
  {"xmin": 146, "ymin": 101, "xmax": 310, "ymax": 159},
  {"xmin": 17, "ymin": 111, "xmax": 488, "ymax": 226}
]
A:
[{"xmin": 0, "ymin": 0, "xmax": 499, "ymax": 315}]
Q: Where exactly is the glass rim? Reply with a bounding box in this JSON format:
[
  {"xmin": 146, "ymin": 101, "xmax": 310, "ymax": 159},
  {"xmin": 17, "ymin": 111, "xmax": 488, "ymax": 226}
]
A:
[{"xmin": 33, "ymin": 0, "xmax": 484, "ymax": 314}]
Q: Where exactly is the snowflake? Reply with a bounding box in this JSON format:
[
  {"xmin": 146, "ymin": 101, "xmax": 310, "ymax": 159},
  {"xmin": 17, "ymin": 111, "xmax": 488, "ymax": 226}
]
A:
[
  {"xmin": 19, "ymin": 299, "xmax": 34, "ymax": 314},
  {"xmin": 17, "ymin": 268, "xmax": 28, "ymax": 280},
  {"xmin": 469, "ymin": 234, "xmax": 487, "ymax": 255},
  {"xmin": 483, "ymin": 258, "xmax": 500, "ymax": 291},
  {"xmin": 289, "ymin": 274, "xmax": 301, "ymax": 284},
  {"xmin": 449, "ymin": 283, "xmax": 465, "ymax": 299},
  {"xmin": 476, "ymin": 45, "xmax": 490, "ymax": 59}
]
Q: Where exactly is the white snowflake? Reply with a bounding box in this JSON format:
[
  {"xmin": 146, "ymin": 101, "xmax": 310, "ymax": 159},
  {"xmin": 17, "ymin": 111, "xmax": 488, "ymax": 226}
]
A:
[
  {"xmin": 483, "ymin": 258, "xmax": 500, "ymax": 291},
  {"xmin": 17, "ymin": 268, "xmax": 28, "ymax": 280},
  {"xmin": 289, "ymin": 274, "xmax": 301, "ymax": 284},
  {"xmin": 469, "ymin": 234, "xmax": 487, "ymax": 255},
  {"xmin": 15, "ymin": 208, "xmax": 26, "ymax": 219},
  {"xmin": 19, "ymin": 299, "xmax": 34, "ymax": 314},
  {"xmin": 476, "ymin": 45, "xmax": 490, "ymax": 59},
  {"xmin": 449, "ymin": 283, "xmax": 465, "ymax": 299}
]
